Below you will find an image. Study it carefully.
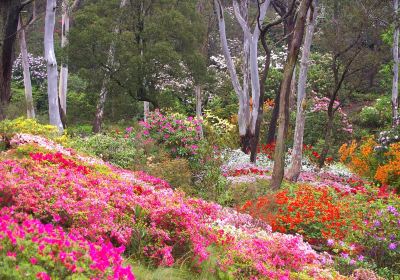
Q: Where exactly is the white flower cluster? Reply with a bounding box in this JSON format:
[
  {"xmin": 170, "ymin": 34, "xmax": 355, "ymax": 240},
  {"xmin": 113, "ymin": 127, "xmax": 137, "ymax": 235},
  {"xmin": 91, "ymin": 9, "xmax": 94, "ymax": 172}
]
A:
[{"xmin": 12, "ymin": 53, "xmax": 47, "ymax": 87}]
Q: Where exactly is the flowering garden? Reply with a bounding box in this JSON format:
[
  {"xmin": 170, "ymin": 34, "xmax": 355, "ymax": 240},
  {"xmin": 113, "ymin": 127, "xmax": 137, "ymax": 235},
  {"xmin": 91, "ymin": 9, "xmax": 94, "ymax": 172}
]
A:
[{"xmin": 0, "ymin": 114, "xmax": 399, "ymax": 280}]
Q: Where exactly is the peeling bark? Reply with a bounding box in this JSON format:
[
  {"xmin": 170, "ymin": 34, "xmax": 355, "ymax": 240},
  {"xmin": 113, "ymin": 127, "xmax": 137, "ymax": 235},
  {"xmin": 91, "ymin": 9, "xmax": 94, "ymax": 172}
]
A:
[
  {"xmin": 271, "ymin": 0, "xmax": 313, "ymax": 190},
  {"xmin": 44, "ymin": 0, "xmax": 63, "ymax": 132},
  {"xmin": 18, "ymin": 16, "xmax": 35, "ymax": 119},
  {"xmin": 287, "ymin": 1, "xmax": 317, "ymax": 181},
  {"xmin": 393, "ymin": 0, "xmax": 399, "ymax": 126}
]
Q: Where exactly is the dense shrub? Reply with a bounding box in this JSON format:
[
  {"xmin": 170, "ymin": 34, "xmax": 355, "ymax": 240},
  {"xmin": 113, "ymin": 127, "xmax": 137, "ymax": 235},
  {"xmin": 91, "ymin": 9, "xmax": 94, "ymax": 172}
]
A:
[
  {"xmin": 240, "ymin": 185, "xmax": 358, "ymax": 246},
  {"xmin": 339, "ymin": 138, "xmax": 400, "ymax": 190},
  {"xmin": 345, "ymin": 198, "xmax": 400, "ymax": 278},
  {"xmin": 71, "ymin": 132, "xmax": 148, "ymax": 169},
  {"xmin": 357, "ymin": 97, "xmax": 391, "ymax": 129},
  {"xmin": 0, "ymin": 208, "xmax": 135, "ymax": 279},
  {"xmin": 139, "ymin": 110, "xmax": 203, "ymax": 158}
]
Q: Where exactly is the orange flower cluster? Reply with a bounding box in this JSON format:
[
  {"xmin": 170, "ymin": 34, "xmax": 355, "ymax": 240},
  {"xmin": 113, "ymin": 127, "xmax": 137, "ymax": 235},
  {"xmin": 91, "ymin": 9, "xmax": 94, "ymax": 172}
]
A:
[
  {"xmin": 375, "ymin": 142, "xmax": 400, "ymax": 186},
  {"xmin": 240, "ymin": 185, "xmax": 356, "ymax": 245},
  {"xmin": 263, "ymin": 99, "xmax": 275, "ymax": 111},
  {"xmin": 338, "ymin": 138, "xmax": 376, "ymax": 177}
]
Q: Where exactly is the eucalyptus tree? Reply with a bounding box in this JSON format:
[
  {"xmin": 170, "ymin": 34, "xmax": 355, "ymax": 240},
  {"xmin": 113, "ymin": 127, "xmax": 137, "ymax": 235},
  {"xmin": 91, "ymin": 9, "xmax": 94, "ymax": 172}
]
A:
[
  {"xmin": 44, "ymin": 0, "xmax": 63, "ymax": 132},
  {"xmin": 214, "ymin": 0, "xmax": 270, "ymax": 153},
  {"xmin": 58, "ymin": 0, "xmax": 82, "ymax": 118},
  {"xmin": 393, "ymin": 0, "xmax": 399, "ymax": 126},
  {"xmin": 286, "ymin": 0, "xmax": 318, "ymax": 181},
  {"xmin": 270, "ymin": 0, "xmax": 313, "ymax": 190},
  {"xmin": 0, "ymin": 0, "xmax": 35, "ymax": 120}
]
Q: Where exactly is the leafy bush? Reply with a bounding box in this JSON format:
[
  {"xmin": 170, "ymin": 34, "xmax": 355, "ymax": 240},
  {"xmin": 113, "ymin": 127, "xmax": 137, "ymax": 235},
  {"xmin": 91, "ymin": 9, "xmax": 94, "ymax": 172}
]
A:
[
  {"xmin": 342, "ymin": 197, "xmax": 400, "ymax": 279},
  {"xmin": 203, "ymin": 110, "xmax": 238, "ymax": 148},
  {"xmin": 139, "ymin": 110, "xmax": 203, "ymax": 158},
  {"xmin": 71, "ymin": 132, "xmax": 148, "ymax": 169},
  {"xmin": 146, "ymin": 157, "xmax": 193, "ymax": 191},
  {"xmin": 339, "ymin": 138, "xmax": 400, "ymax": 190},
  {"xmin": 357, "ymin": 97, "xmax": 392, "ymax": 129},
  {"xmin": 0, "ymin": 118, "xmax": 66, "ymax": 151},
  {"xmin": 240, "ymin": 185, "xmax": 358, "ymax": 246}
]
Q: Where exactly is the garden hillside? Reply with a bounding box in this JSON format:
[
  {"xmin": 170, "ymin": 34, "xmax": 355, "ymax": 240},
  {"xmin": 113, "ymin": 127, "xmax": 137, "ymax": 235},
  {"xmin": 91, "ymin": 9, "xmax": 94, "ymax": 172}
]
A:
[
  {"xmin": 0, "ymin": 118, "xmax": 399, "ymax": 279},
  {"xmin": 2, "ymin": 0, "xmax": 400, "ymax": 279}
]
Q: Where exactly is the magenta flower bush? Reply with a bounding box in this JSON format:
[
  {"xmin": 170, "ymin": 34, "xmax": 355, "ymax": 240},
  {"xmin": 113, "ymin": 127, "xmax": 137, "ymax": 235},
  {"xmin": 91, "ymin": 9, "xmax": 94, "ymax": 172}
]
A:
[
  {"xmin": 139, "ymin": 110, "xmax": 203, "ymax": 157},
  {"xmin": 0, "ymin": 208, "xmax": 134, "ymax": 279},
  {"xmin": 0, "ymin": 134, "xmax": 343, "ymax": 279}
]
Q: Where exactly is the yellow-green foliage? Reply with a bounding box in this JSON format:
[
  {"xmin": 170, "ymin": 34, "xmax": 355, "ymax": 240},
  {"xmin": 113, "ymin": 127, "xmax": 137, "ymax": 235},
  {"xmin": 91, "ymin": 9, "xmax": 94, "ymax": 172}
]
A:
[
  {"xmin": 146, "ymin": 157, "xmax": 193, "ymax": 191},
  {"xmin": 203, "ymin": 110, "xmax": 238, "ymax": 148},
  {"xmin": 0, "ymin": 117, "xmax": 69, "ymax": 144}
]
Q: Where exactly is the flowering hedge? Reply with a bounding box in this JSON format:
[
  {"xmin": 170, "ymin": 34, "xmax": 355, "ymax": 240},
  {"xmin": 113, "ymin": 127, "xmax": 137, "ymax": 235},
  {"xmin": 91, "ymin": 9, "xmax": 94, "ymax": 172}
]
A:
[
  {"xmin": 240, "ymin": 185, "xmax": 358, "ymax": 246},
  {"xmin": 0, "ymin": 208, "xmax": 134, "ymax": 279},
  {"xmin": 0, "ymin": 134, "xmax": 341, "ymax": 279},
  {"xmin": 339, "ymin": 138, "xmax": 400, "ymax": 190},
  {"xmin": 139, "ymin": 110, "xmax": 203, "ymax": 157}
]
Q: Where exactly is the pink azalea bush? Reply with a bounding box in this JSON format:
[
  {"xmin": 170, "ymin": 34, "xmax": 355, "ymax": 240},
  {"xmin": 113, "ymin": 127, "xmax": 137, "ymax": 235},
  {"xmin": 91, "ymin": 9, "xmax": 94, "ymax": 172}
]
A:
[
  {"xmin": 139, "ymin": 110, "xmax": 203, "ymax": 157},
  {"xmin": 0, "ymin": 134, "xmax": 343, "ymax": 279},
  {"xmin": 0, "ymin": 208, "xmax": 134, "ymax": 279}
]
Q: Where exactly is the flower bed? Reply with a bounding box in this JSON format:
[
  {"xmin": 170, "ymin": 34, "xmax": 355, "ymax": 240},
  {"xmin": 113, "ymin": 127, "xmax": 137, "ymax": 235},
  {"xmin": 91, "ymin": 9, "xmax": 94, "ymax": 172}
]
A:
[
  {"xmin": 0, "ymin": 208, "xmax": 134, "ymax": 279},
  {"xmin": 0, "ymin": 134, "xmax": 341, "ymax": 279}
]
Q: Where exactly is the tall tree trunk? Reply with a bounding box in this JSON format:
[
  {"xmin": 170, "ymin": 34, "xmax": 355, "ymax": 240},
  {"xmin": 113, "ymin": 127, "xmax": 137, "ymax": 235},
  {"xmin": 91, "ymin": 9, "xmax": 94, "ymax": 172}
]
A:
[
  {"xmin": 0, "ymin": 1, "xmax": 22, "ymax": 120},
  {"xmin": 92, "ymin": 0, "xmax": 127, "ymax": 133},
  {"xmin": 58, "ymin": 0, "xmax": 69, "ymax": 117},
  {"xmin": 271, "ymin": 0, "xmax": 312, "ymax": 190},
  {"xmin": 195, "ymin": 85, "xmax": 204, "ymax": 138},
  {"xmin": 393, "ymin": 0, "xmax": 399, "ymax": 127},
  {"xmin": 214, "ymin": 0, "xmax": 270, "ymax": 154},
  {"xmin": 143, "ymin": 101, "xmax": 149, "ymax": 122},
  {"xmin": 287, "ymin": 1, "xmax": 318, "ymax": 181},
  {"xmin": 266, "ymin": 91, "xmax": 280, "ymax": 144},
  {"xmin": 44, "ymin": 0, "xmax": 63, "ymax": 132},
  {"xmin": 18, "ymin": 16, "xmax": 35, "ymax": 119}
]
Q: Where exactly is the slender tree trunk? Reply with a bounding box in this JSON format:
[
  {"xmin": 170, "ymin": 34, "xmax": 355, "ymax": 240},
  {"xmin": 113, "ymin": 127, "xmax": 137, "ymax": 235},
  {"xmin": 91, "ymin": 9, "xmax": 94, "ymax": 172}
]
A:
[
  {"xmin": 58, "ymin": 0, "xmax": 69, "ymax": 117},
  {"xmin": 0, "ymin": 1, "xmax": 22, "ymax": 120},
  {"xmin": 215, "ymin": 0, "xmax": 270, "ymax": 154},
  {"xmin": 266, "ymin": 92, "xmax": 280, "ymax": 144},
  {"xmin": 44, "ymin": 0, "xmax": 63, "ymax": 132},
  {"xmin": 195, "ymin": 85, "xmax": 204, "ymax": 138},
  {"xmin": 287, "ymin": 1, "xmax": 317, "ymax": 181},
  {"xmin": 392, "ymin": 0, "xmax": 399, "ymax": 126},
  {"xmin": 93, "ymin": 0, "xmax": 127, "ymax": 133},
  {"xmin": 289, "ymin": 65, "xmax": 297, "ymax": 109},
  {"xmin": 143, "ymin": 101, "xmax": 149, "ymax": 122},
  {"xmin": 271, "ymin": 0, "xmax": 312, "ymax": 190},
  {"xmin": 18, "ymin": 17, "xmax": 35, "ymax": 119}
]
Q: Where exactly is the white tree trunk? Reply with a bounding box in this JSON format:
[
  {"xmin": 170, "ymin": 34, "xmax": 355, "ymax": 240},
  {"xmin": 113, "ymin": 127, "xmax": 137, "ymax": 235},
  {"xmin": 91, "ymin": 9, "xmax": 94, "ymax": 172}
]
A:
[
  {"xmin": 58, "ymin": 0, "xmax": 69, "ymax": 115},
  {"xmin": 93, "ymin": 0, "xmax": 127, "ymax": 133},
  {"xmin": 393, "ymin": 0, "xmax": 399, "ymax": 126},
  {"xmin": 44, "ymin": 0, "xmax": 63, "ymax": 132},
  {"xmin": 287, "ymin": 0, "xmax": 318, "ymax": 181},
  {"xmin": 143, "ymin": 101, "xmax": 149, "ymax": 122},
  {"xmin": 18, "ymin": 18, "xmax": 35, "ymax": 119},
  {"xmin": 214, "ymin": 0, "xmax": 270, "ymax": 138},
  {"xmin": 195, "ymin": 85, "xmax": 203, "ymax": 137},
  {"xmin": 214, "ymin": 0, "xmax": 248, "ymax": 136}
]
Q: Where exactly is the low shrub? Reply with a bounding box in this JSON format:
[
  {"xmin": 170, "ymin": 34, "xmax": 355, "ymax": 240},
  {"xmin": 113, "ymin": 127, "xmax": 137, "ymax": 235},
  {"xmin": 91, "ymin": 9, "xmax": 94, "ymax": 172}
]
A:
[
  {"xmin": 240, "ymin": 185, "xmax": 359, "ymax": 246},
  {"xmin": 0, "ymin": 208, "xmax": 135, "ymax": 279}
]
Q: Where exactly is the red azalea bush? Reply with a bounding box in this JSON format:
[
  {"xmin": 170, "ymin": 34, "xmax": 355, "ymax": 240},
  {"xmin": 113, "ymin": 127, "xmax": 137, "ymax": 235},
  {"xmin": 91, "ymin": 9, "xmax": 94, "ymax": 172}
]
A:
[{"xmin": 240, "ymin": 185, "xmax": 359, "ymax": 245}]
